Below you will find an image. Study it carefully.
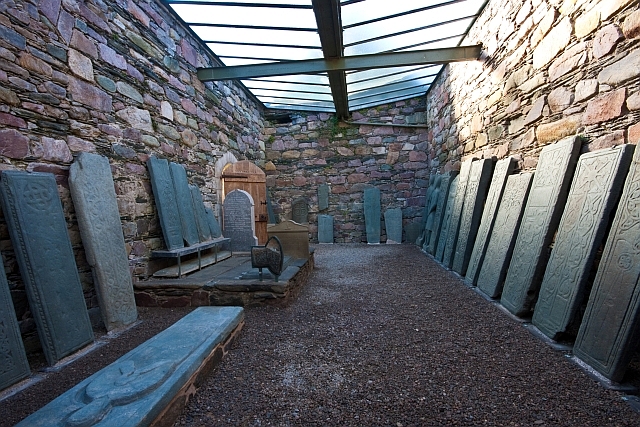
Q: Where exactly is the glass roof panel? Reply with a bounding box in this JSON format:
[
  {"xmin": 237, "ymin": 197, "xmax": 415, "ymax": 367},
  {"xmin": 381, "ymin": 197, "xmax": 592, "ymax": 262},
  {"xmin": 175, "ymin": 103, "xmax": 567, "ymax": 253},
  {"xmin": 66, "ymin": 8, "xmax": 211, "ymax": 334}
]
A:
[
  {"xmin": 169, "ymin": 4, "xmax": 317, "ymax": 28},
  {"xmin": 251, "ymin": 89, "xmax": 334, "ymax": 102}
]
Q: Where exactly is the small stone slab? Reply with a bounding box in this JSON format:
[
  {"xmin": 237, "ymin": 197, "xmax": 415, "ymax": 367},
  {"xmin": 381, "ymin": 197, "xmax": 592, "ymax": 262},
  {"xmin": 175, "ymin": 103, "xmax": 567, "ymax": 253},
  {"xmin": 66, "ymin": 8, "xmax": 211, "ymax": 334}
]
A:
[
  {"xmin": 170, "ymin": 162, "xmax": 200, "ymax": 246},
  {"xmin": 190, "ymin": 185, "xmax": 213, "ymax": 242},
  {"xmin": 223, "ymin": 189, "xmax": 258, "ymax": 252},
  {"xmin": 572, "ymin": 146, "xmax": 640, "ymax": 382},
  {"xmin": 428, "ymin": 171, "xmax": 458, "ymax": 254},
  {"xmin": 452, "ymin": 158, "xmax": 494, "ymax": 275},
  {"xmin": 266, "ymin": 191, "xmax": 277, "ymax": 224},
  {"xmin": 291, "ymin": 197, "xmax": 308, "ymax": 224},
  {"xmin": 268, "ymin": 220, "xmax": 309, "ymax": 259},
  {"xmin": 384, "ymin": 208, "xmax": 403, "ymax": 244},
  {"xmin": 476, "ymin": 173, "xmax": 533, "ymax": 298},
  {"xmin": 147, "ymin": 156, "xmax": 183, "ymax": 250},
  {"xmin": 69, "ymin": 153, "xmax": 138, "ymax": 331},
  {"xmin": 442, "ymin": 159, "xmax": 475, "ymax": 267},
  {"xmin": 417, "ymin": 175, "xmax": 436, "ymax": 246},
  {"xmin": 364, "ymin": 187, "xmax": 381, "ymax": 244},
  {"xmin": 533, "ymin": 145, "xmax": 634, "ymax": 340},
  {"xmin": 205, "ymin": 208, "xmax": 222, "ymax": 238},
  {"xmin": 16, "ymin": 307, "xmax": 244, "ymax": 427},
  {"xmin": 318, "ymin": 184, "xmax": 329, "ymax": 211},
  {"xmin": 465, "ymin": 157, "xmax": 516, "ymax": 285},
  {"xmin": 435, "ymin": 175, "xmax": 460, "ymax": 262},
  {"xmin": 318, "ymin": 214, "xmax": 334, "ymax": 243},
  {"xmin": 0, "ymin": 171, "xmax": 94, "ymax": 366},
  {"xmin": 500, "ymin": 136, "xmax": 581, "ymax": 317},
  {"xmin": 405, "ymin": 222, "xmax": 422, "ymax": 246}
]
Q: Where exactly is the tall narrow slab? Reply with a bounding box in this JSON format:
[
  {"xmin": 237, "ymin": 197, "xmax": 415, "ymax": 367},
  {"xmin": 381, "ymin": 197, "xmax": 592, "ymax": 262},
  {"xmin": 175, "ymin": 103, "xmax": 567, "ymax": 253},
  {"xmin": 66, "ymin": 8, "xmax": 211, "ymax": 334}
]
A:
[
  {"xmin": 427, "ymin": 171, "xmax": 458, "ymax": 254},
  {"xmin": 533, "ymin": 146, "xmax": 634, "ymax": 340},
  {"xmin": 205, "ymin": 208, "xmax": 223, "ymax": 238},
  {"xmin": 465, "ymin": 158, "xmax": 516, "ymax": 286},
  {"xmin": 189, "ymin": 185, "xmax": 212, "ymax": 242},
  {"xmin": 417, "ymin": 174, "xmax": 436, "ymax": 247},
  {"xmin": 291, "ymin": 197, "xmax": 308, "ymax": 224},
  {"xmin": 442, "ymin": 159, "xmax": 474, "ymax": 267},
  {"xmin": 169, "ymin": 162, "xmax": 200, "ymax": 246},
  {"xmin": 435, "ymin": 176, "xmax": 459, "ymax": 262},
  {"xmin": 384, "ymin": 208, "xmax": 402, "ymax": 244},
  {"xmin": 0, "ymin": 171, "xmax": 94, "ymax": 365},
  {"xmin": 318, "ymin": 214, "xmax": 334, "ymax": 243},
  {"xmin": 318, "ymin": 184, "xmax": 329, "ymax": 211},
  {"xmin": 266, "ymin": 191, "xmax": 277, "ymax": 224},
  {"xmin": 364, "ymin": 187, "xmax": 381, "ymax": 244},
  {"xmin": 500, "ymin": 137, "xmax": 581, "ymax": 317},
  {"xmin": 452, "ymin": 158, "xmax": 494, "ymax": 275},
  {"xmin": 147, "ymin": 157, "xmax": 183, "ymax": 250},
  {"xmin": 573, "ymin": 146, "xmax": 640, "ymax": 382},
  {"xmin": 476, "ymin": 173, "xmax": 533, "ymax": 298},
  {"xmin": 69, "ymin": 153, "xmax": 138, "ymax": 331},
  {"xmin": 223, "ymin": 189, "xmax": 257, "ymax": 252}
]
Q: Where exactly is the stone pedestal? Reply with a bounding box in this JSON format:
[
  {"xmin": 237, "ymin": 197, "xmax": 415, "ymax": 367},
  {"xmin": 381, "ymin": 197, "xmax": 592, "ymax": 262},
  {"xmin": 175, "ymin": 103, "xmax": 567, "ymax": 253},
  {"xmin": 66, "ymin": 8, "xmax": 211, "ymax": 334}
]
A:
[{"xmin": 364, "ymin": 187, "xmax": 381, "ymax": 244}]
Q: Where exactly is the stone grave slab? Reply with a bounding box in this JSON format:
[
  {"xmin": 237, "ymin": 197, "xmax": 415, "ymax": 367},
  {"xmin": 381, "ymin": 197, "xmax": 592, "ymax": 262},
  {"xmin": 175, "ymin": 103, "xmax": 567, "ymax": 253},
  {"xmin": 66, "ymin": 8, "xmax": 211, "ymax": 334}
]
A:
[
  {"xmin": 0, "ymin": 171, "xmax": 94, "ymax": 366},
  {"xmin": 428, "ymin": 171, "xmax": 458, "ymax": 254},
  {"xmin": 268, "ymin": 220, "xmax": 309, "ymax": 259},
  {"xmin": 405, "ymin": 222, "xmax": 422, "ymax": 245},
  {"xmin": 435, "ymin": 175, "xmax": 459, "ymax": 262},
  {"xmin": 223, "ymin": 189, "xmax": 258, "ymax": 252},
  {"xmin": 465, "ymin": 157, "xmax": 516, "ymax": 286},
  {"xmin": 147, "ymin": 156, "xmax": 183, "ymax": 250},
  {"xmin": 452, "ymin": 158, "xmax": 494, "ymax": 275},
  {"xmin": 419, "ymin": 175, "xmax": 443, "ymax": 249},
  {"xmin": 533, "ymin": 145, "xmax": 634, "ymax": 341},
  {"xmin": 573, "ymin": 145, "xmax": 640, "ymax": 382},
  {"xmin": 442, "ymin": 159, "xmax": 475, "ymax": 267},
  {"xmin": 69, "ymin": 152, "xmax": 138, "ymax": 331},
  {"xmin": 189, "ymin": 184, "xmax": 213, "ymax": 242},
  {"xmin": 170, "ymin": 162, "xmax": 200, "ymax": 246},
  {"xmin": 500, "ymin": 136, "xmax": 581, "ymax": 317},
  {"xmin": 364, "ymin": 187, "xmax": 381, "ymax": 244},
  {"xmin": 291, "ymin": 197, "xmax": 308, "ymax": 224},
  {"xmin": 266, "ymin": 191, "xmax": 277, "ymax": 224},
  {"xmin": 205, "ymin": 208, "xmax": 222, "ymax": 238},
  {"xmin": 476, "ymin": 173, "xmax": 533, "ymax": 298},
  {"xmin": 318, "ymin": 184, "xmax": 329, "ymax": 211},
  {"xmin": 417, "ymin": 174, "xmax": 436, "ymax": 247},
  {"xmin": 318, "ymin": 214, "xmax": 334, "ymax": 243},
  {"xmin": 384, "ymin": 208, "xmax": 403, "ymax": 244}
]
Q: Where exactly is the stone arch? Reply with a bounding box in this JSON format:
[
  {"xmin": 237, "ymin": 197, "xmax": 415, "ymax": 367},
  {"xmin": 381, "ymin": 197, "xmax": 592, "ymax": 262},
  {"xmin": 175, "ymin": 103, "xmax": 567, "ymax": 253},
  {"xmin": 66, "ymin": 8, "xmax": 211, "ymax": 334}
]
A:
[{"xmin": 212, "ymin": 152, "xmax": 238, "ymax": 218}]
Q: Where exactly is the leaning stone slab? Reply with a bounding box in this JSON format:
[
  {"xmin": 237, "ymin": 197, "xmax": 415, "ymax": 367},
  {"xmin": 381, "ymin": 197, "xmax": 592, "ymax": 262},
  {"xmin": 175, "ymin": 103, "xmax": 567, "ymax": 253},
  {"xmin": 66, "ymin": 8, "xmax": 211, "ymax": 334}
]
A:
[
  {"xmin": 170, "ymin": 162, "xmax": 200, "ymax": 246},
  {"xmin": 435, "ymin": 175, "xmax": 459, "ymax": 262},
  {"xmin": 476, "ymin": 173, "xmax": 533, "ymax": 298},
  {"xmin": 147, "ymin": 156, "xmax": 183, "ymax": 250},
  {"xmin": 223, "ymin": 189, "xmax": 258, "ymax": 252},
  {"xmin": 189, "ymin": 184, "xmax": 213, "ymax": 242},
  {"xmin": 16, "ymin": 306, "xmax": 244, "ymax": 427},
  {"xmin": 318, "ymin": 214, "xmax": 334, "ymax": 243},
  {"xmin": 573, "ymin": 146, "xmax": 640, "ymax": 382},
  {"xmin": 205, "ymin": 208, "xmax": 222, "ymax": 238},
  {"xmin": 533, "ymin": 145, "xmax": 634, "ymax": 341},
  {"xmin": 384, "ymin": 208, "xmax": 403, "ymax": 244},
  {"xmin": 0, "ymin": 171, "xmax": 94, "ymax": 366},
  {"xmin": 291, "ymin": 197, "xmax": 308, "ymax": 224},
  {"xmin": 428, "ymin": 171, "xmax": 458, "ymax": 254},
  {"xmin": 318, "ymin": 183, "xmax": 329, "ymax": 211},
  {"xmin": 364, "ymin": 187, "xmax": 381, "ymax": 244},
  {"xmin": 465, "ymin": 157, "xmax": 516, "ymax": 286},
  {"xmin": 500, "ymin": 136, "xmax": 581, "ymax": 317},
  {"xmin": 452, "ymin": 158, "xmax": 494, "ymax": 275},
  {"xmin": 442, "ymin": 159, "xmax": 475, "ymax": 267},
  {"xmin": 266, "ymin": 191, "xmax": 277, "ymax": 224},
  {"xmin": 69, "ymin": 152, "xmax": 138, "ymax": 331},
  {"xmin": 416, "ymin": 174, "xmax": 436, "ymax": 247}
]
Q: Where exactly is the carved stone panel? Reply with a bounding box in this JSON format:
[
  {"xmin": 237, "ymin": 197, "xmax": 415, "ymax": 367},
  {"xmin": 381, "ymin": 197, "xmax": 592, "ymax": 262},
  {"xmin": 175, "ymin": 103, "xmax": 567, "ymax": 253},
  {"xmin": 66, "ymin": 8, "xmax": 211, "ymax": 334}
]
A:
[
  {"xmin": 573, "ymin": 146, "xmax": 640, "ymax": 382},
  {"xmin": 318, "ymin": 214, "xmax": 334, "ymax": 243},
  {"xmin": 223, "ymin": 189, "xmax": 258, "ymax": 252},
  {"xmin": 500, "ymin": 136, "xmax": 581, "ymax": 317},
  {"xmin": 69, "ymin": 153, "xmax": 138, "ymax": 332},
  {"xmin": 147, "ymin": 156, "xmax": 183, "ymax": 250},
  {"xmin": 169, "ymin": 162, "xmax": 200, "ymax": 246},
  {"xmin": 533, "ymin": 146, "xmax": 634, "ymax": 340},
  {"xmin": 428, "ymin": 171, "xmax": 458, "ymax": 254},
  {"xmin": 465, "ymin": 158, "xmax": 516, "ymax": 286},
  {"xmin": 0, "ymin": 171, "xmax": 94, "ymax": 365},
  {"xmin": 384, "ymin": 208, "xmax": 403, "ymax": 244},
  {"xmin": 291, "ymin": 197, "xmax": 309, "ymax": 224},
  {"xmin": 435, "ymin": 176, "xmax": 459, "ymax": 262},
  {"xmin": 476, "ymin": 173, "xmax": 533, "ymax": 298},
  {"xmin": 189, "ymin": 185, "xmax": 212, "ymax": 242},
  {"xmin": 318, "ymin": 184, "xmax": 329, "ymax": 211},
  {"xmin": 442, "ymin": 159, "xmax": 475, "ymax": 268},
  {"xmin": 364, "ymin": 187, "xmax": 381, "ymax": 244},
  {"xmin": 452, "ymin": 158, "xmax": 495, "ymax": 275}
]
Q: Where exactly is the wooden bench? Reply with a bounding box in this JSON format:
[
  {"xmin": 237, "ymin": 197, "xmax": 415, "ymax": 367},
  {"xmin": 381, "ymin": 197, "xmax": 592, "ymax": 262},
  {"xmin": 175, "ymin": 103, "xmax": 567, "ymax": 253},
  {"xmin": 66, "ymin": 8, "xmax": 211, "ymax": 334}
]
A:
[{"xmin": 152, "ymin": 237, "xmax": 231, "ymax": 277}]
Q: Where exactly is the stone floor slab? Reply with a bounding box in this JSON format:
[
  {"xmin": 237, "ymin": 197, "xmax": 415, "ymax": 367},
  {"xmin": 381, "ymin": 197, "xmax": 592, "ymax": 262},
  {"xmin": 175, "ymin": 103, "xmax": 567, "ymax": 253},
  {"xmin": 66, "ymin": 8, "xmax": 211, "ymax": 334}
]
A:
[
  {"xmin": 442, "ymin": 159, "xmax": 475, "ymax": 268},
  {"xmin": 147, "ymin": 156, "xmax": 184, "ymax": 250}
]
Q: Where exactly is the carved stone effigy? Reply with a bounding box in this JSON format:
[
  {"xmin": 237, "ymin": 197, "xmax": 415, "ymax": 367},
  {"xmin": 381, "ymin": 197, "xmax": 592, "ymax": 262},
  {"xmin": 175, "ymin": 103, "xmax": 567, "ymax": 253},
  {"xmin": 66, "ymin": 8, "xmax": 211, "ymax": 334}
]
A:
[
  {"xmin": 69, "ymin": 153, "xmax": 138, "ymax": 331},
  {"xmin": 573, "ymin": 146, "xmax": 640, "ymax": 382},
  {"xmin": 291, "ymin": 197, "xmax": 308, "ymax": 224},
  {"xmin": 452, "ymin": 158, "xmax": 494, "ymax": 275},
  {"xmin": 147, "ymin": 156, "xmax": 183, "ymax": 250},
  {"xmin": 364, "ymin": 187, "xmax": 381, "ymax": 244},
  {"xmin": 442, "ymin": 159, "xmax": 474, "ymax": 268},
  {"xmin": 533, "ymin": 145, "xmax": 634, "ymax": 340},
  {"xmin": 428, "ymin": 171, "xmax": 458, "ymax": 254},
  {"xmin": 223, "ymin": 189, "xmax": 257, "ymax": 252},
  {"xmin": 189, "ymin": 184, "xmax": 213, "ymax": 242},
  {"xmin": 476, "ymin": 173, "xmax": 533, "ymax": 298},
  {"xmin": 465, "ymin": 157, "xmax": 516, "ymax": 286},
  {"xmin": 435, "ymin": 175, "xmax": 459, "ymax": 262},
  {"xmin": 500, "ymin": 136, "xmax": 581, "ymax": 317},
  {"xmin": 384, "ymin": 208, "xmax": 403, "ymax": 244},
  {"xmin": 170, "ymin": 162, "xmax": 200, "ymax": 246},
  {"xmin": 0, "ymin": 171, "xmax": 94, "ymax": 365}
]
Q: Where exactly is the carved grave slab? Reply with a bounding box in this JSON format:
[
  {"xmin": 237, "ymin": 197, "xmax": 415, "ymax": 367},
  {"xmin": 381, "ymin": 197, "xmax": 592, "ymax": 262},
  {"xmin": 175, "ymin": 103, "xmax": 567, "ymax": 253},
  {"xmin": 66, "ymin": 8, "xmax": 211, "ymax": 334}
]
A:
[
  {"xmin": 268, "ymin": 220, "xmax": 309, "ymax": 259},
  {"xmin": 266, "ymin": 191, "xmax": 277, "ymax": 224},
  {"xmin": 435, "ymin": 175, "xmax": 459, "ymax": 262},
  {"xmin": 205, "ymin": 208, "xmax": 222, "ymax": 238},
  {"xmin": 427, "ymin": 171, "xmax": 458, "ymax": 254},
  {"xmin": 291, "ymin": 197, "xmax": 308, "ymax": 224},
  {"xmin": 223, "ymin": 189, "xmax": 258, "ymax": 252},
  {"xmin": 189, "ymin": 184, "xmax": 213, "ymax": 242},
  {"xmin": 170, "ymin": 162, "xmax": 200, "ymax": 246},
  {"xmin": 0, "ymin": 171, "xmax": 94, "ymax": 365},
  {"xmin": 364, "ymin": 187, "xmax": 381, "ymax": 244},
  {"xmin": 417, "ymin": 174, "xmax": 436, "ymax": 246},
  {"xmin": 442, "ymin": 159, "xmax": 474, "ymax": 267},
  {"xmin": 318, "ymin": 184, "xmax": 329, "ymax": 211},
  {"xmin": 384, "ymin": 208, "xmax": 403, "ymax": 244},
  {"xmin": 318, "ymin": 214, "xmax": 334, "ymax": 243},
  {"xmin": 69, "ymin": 153, "xmax": 138, "ymax": 331},
  {"xmin": 500, "ymin": 136, "xmax": 581, "ymax": 317},
  {"xmin": 405, "ymin": 222, "xmax": 422, "ymax": 246},
  {"xmin": 147, "ymin": 156, "xmax": 183, "ymax": 250}
]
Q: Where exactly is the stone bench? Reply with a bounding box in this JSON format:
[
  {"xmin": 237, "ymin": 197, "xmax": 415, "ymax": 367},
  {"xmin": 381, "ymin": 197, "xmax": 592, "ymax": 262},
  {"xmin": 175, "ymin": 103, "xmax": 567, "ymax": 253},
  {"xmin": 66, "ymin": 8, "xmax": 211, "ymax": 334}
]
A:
[
  {"xmin": 16, "ymin": 306, "xmax": 244, "ymax": 427},
  {"xmin": 152, "ymin": 237, "xmax": 231, "ymax": 277}
]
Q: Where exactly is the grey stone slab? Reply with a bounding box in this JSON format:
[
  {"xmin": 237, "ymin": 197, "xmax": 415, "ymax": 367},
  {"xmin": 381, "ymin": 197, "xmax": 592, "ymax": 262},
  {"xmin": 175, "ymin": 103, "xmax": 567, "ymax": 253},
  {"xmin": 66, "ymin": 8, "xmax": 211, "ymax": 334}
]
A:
[
  {"xmin": 223, "ymin": 189, "xmax": 258, "ymax": 252},
  {"xmin": 435, "ymin": 175, "xmax": 459, "ymax": 262},
  {"xmin": 318, "ymin": 184, "xmax": 329, "ymax": 211},
  {"xmin": 405, "ymin": 222, "xmax": 422, "ymax": 246},
  {"xmin": 533, "ymin": 145, "xmax": 634, "ymax": 341},
  {"xmin": 500, "ymin": 136, "xmax": 581, "ymax": 317},
  {"xmin": 69, "ymin": 153, "xmax": 138, "ymax": 332},
  {"xmin": 427, "ymin": 171, "xmax": 458, "ymax": 254},
  {"xmin": 205, "ymin": 208, "xmax": 222, "ymax": 238},
  {"xmin": 442, "ymin": 159, "xmax": 475, "ymax": 267},
  {"xmin": 189, "ymin": 185, "xmax": 212, "ymax": 242},
  {"xmin": 384, "ymin": 208, "xmax": 403, "ymax": 244},
  {"xmin": 16, "ymin": 306, "xmax": 244, "ymax": 427},
  {"xmin": 0, "ymin": 171, "xmax": 94, "ymax": 366},
  {"xmin": 572, "ymin": 146, "xmax": 640, "ymax": 382},
  {"xmin": 170, "ymin": 162, "xmax": 200, "ymax": 246},
  {"xmin": 147, "ymin": 156, "xmax": 183, "ymax": 250},
  {"xmin": 465, "ymin": 157, "xmax": 516, "ymax": 285},
  {"xmin": 452, "ymin": 158, "xmax": 495, "ymax": 275},
  {"xmin": 418, "ymin": 174, "xmax": 442, "ymax": 248},
  {"xmin": 266, "ymin": 191, "xmax": 277, "ymax": 224},
  {"xmin": 291, "ymin": 197, "xmax": 308, "ymax": 224},
  {"xmin": 476, "ymin": 173, "xmax": 533, "ymax": 298},
  {"xmin": 318, "ymin": 214, "xmax": 334, "ymax": 243},
  {"xmin": 364, "ymin": 187, "xmax": 381, "ymax": 244},
  {"xmin": 416, "ymin": 174, "xmax": 436, "ymax": 247}
]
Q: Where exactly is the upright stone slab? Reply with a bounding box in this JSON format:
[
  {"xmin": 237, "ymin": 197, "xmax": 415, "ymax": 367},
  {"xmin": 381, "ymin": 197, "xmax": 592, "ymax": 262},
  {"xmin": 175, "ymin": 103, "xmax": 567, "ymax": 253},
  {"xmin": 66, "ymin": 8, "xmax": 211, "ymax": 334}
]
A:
[
  {"xmin": 318, "ymin": 184, "xmax": 329, "ymax": 211},
  {"xmin": 476, "ymin": 173, "xmax": 533, "ymax": 298},
  {"xmin": 291, "ymin": 197, "xmax": 308, "ymax": 224},
  {"xmin": 573, "ymin": 146, "xmax": 640, "ymax": 382},
  {"xmin": 384, "ymin": 208, "xmax": 403, "ymax": 244},
  {"xmin": 465, "ymin": 158, "xmax": 516, "ymax": 286},
  {"xmin": 169, "ymin": 162, "xmax": 200, "ymax": 246},
  {"xmin": 268, "ymin": 220, "xmax": 309, "ymax": 259},
  {"xmin": 428, "ymin": 171, "xmax": 458, "ymax": 254},
  {"xmin": 318, "ymin": 214, "xmax": 334, "ymax": 243},
  {"xmin": 266, "ymin": 191, "xmax": 277, "ymax": 224},
  {"xmin": 205, "ymin": 208, "xmax": 222, "ymax": 238},
  {"xmin": 223, "ymin": 189, "xmax": 257, "ymax": 252},
  {"xmin": 452, "ymin": 158, "xmax": 494, "ymax": 275},
  {"xmin": 147, "ymin": 156, "xmax": 183, "ymax": 250},
  {"xmin": 0, "ymin": 171, "xmax": 94, "ymax": 366},
  {"xmin": 533, "ymin": 146, "xmax": 634, "ymax": 340},
  {"xmin": 189, "ymin": 185, "xmax": 212, "ymax": 242},
  {"xmin": 442, "ymin": 159, "xmax": 474, "ymax": 267},
  {"xmin": 69, "ymin": 153, "xmax": 138, "ymax": 331},
  {"xmin": 405, "ymin": 222, "xmax": 422, "ymax": 245},
  {"xmin": 417, "ymin": 174, "xmax": 436, "ymax": 247},
  {"xmin": 364, "ymin": 187, "xmax": 381, "ymax": 244},
  {"xmin": 500, "ymin": 136, "xmax": 581, "ymax": 317},
  {"xmin": 435, "ymin": 175, "xmax": 459, "ymax": 262}
]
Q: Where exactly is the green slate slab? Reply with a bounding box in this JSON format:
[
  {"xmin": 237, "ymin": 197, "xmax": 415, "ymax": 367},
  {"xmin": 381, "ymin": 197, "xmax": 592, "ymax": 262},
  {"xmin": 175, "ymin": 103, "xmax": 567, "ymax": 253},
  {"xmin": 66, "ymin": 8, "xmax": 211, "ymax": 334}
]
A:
[
  {"xmin": 190, "ymin": 184, "xmax": 212, "ymax": 242},
  {"xmin": 384, "ymin": 208, "xmax": 402, "ymax": 244},
  {"xmin": 170, "ymin": 162, "xmax": 200, "ymax": 246},
  {"xmin": 318, "ymin": 184, "xmax": 329, "ymax": 212},
  {"xmin": 427, "ymin": 171, "xmax": 457, "ymax": 254},
  {"xmin": 442, "ymin": 159, "xmax": 474, "ymax": 268},
  {"xmin": 147, "ymin": 156, "xmax": 183, "ymax": 250},
  {"xmin": 318, "ymin": 214, "xmax": 334, "ymax": 243},
  {"xmin": 364, "ymin": 187, "xmax": 381, "ymax": 244},
  {"xmin": 435, "ymin": 175, "xmax": 459, "ymax": 262}
]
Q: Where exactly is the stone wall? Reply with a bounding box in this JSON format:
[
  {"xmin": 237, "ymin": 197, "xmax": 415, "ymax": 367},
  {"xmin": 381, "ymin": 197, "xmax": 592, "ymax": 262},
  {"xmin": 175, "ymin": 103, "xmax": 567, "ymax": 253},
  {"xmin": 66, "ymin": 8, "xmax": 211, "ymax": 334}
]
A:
[{"xmin": 426, "ymin": 0, "xmax": 640, "ymax": 171}]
